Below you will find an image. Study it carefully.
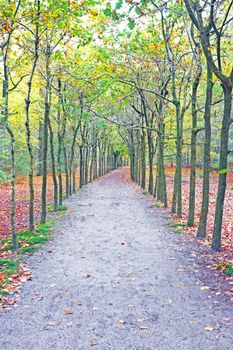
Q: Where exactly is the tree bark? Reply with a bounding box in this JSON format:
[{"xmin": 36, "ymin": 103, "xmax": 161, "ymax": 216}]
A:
[
  {"xmin": 40, "ymin": 45, "xmax": 51, "ymax": 224},
  {"xmin": 197, "ymin": 63, "xmax": 213, "ymax": 237},
  {"xmin": 2, "ymin": 46, "xmax": 17, "ymax": 250},
  {"xmin": 25, "ymin": 0, "xmax": 40, "ymax": 230},
  {"xmin": 48, "ymin": 116, "xmax": 58, "ymax": 211},
  {"xmin": 212, "ymin": 83, "xmax": 232, "ymax": 250},
  {"xmin": 188, "ymin": 49, "xmax": 202, "ymax": 226}
]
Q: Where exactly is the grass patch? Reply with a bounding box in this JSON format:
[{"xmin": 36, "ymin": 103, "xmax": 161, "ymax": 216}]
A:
[
  {"xmin": 164, "ymin": 221, "xmax": 174, "ymax": 227},
  {"xmin": 224, "ymin": 264, "xmax": 233, "ymax": 275},
  {"xmin": 18, "ymin": 231, "xmax": 38, "ymax": 241},
  {"xmin": 0, "ymin": 218, "xmax": 57, "ymax": 297},
  {"xmin": 217, "ymin": 263, "xmax": 233, "ymax": 275},
  {"xmin": 20, "ymin": 245, "xmax": 40, "ymax": 254},
  {"xmin": 27, "ymin": 235, "xmax": 49, "ymax": 244},
  {"xmin": 174, "ymin": 229, "xmax": 182, "ymax": 234},
  {"xmin": 36, "ymin": 220, "xmax": 54, "ymax": 235},
  {"xmin": 47, "ymin": 203, "xmax": 68, "ymax": 213},
  {"xmin": 152, "ymin": 202, "xmax": 162, "ymax": 208},
  {"xmin": 0, "ymin": 288, "xmax": 9, "ymax": 296},
  {"xmin": 0, "ymin": 259, "xmax": 18, "ymax": 269},
  {"xmin": 165, "ymin": 221, "xmax": 187, "ymax": 228},
  {"xmin": 173, "ymin": 222, "xmax": 187, "ymax": 227},
  {"xmin": 0, "ymin": 259, "xmax": 19, "ymax": 294},
  {"xmin": 142, "ymin": 191, "xmax": 149, "ymax": 195},
  {"xmin": 57, "ymin": 204, "xmax": 68, "ymax": 211},
  {"xmin": 2, "ymin": 243, "xmax": 14, "ymax": 251}
]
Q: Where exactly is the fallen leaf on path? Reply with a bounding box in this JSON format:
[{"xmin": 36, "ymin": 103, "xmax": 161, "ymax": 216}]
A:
[
  {"xmin": 83, "ymin": 273, "xmax": 91, "ymax": 278},
  {"xmin": 66, "ymin": 309, "xmax": 73, "ymax": 315},
  {"xmin": 47, "ymin": 321, "xmax": 57, "ymax": 326},
  {"xmin": 220, "ymin": 317, "xmax": 231, "ymax": 325},
  {"xmin": 225, "ymin": 291, "xmax": 233, "ymax": 296},
  {"xmin": 204, "ymin": 325, "xmax": 215, "ymax": 331},
  {"xmin": 128, "ymin": 304, "xmax": 135, "ymax": 308},
  {"xmin": 200, "ymin": 286, "xmax": 210, "ymax": 291},
  {"xmin": 20, "ymin": 277, "xmax": 28, "ymax": 283},
  {"xmin": 188, "ymin": 320, "xmax": 196, "ymax": 325},
  {"xmin": 119, "ymin": 319, "xmax": 126, "ymax": 324},
  {"xmin": 90, "ymin": 337, "xmax": 98, "ymax": 346}
]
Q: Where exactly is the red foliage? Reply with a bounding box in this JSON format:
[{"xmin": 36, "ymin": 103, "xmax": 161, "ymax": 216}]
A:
[
  {"xmin": 0, "ymin": 173, "xmax": 77, "ymax": 237},
  {"xmin": 165, "ymin": 166, "xmax": 233, "ymax": 254}
]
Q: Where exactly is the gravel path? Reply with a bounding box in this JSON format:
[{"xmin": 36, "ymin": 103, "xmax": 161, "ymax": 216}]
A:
[{"xmin": 0, "ymin": 169, "xmax": 232, "ymax": 350}]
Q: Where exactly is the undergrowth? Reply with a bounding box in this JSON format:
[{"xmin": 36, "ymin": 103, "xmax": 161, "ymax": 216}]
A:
[
  {"xmin": 0, "ymin": 206, "xmax": 68, "ymax": 297},
  {"xmin": 217, "ymin": 263, "xmax": 233, "ymax": 276}
]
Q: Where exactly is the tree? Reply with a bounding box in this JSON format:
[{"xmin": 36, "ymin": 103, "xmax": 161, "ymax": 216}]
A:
[{"xmin": 185, "ymin": 0, "xmax": 233, "ymax": 250}]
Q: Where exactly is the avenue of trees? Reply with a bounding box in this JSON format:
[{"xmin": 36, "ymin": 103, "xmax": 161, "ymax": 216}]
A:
[{"xmin": 0, "ymin": 0, "xmax": 232, "ymax": 252}]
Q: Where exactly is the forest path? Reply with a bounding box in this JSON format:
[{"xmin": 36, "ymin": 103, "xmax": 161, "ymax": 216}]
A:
[{"xmin": 0, "ymin": 168, "xmax": 232, "ymax": 350}]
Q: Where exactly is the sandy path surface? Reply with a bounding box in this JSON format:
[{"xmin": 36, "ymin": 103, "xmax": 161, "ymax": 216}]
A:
[{"xmin": 0, "ymin": 169, "xmax": 232, "ymax": 350}]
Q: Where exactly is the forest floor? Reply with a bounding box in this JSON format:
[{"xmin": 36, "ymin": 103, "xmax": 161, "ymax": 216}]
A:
[
  {"xmin": 164, "ymin": 166, "xmax": 233, "ymax": 254},
  {"xmin": 0, "ymin": 173, "xmax": 69, "ymax": 237},
  {"xmin": 0, "ymin": 168, "xmax": 232, "ymax": 350}
]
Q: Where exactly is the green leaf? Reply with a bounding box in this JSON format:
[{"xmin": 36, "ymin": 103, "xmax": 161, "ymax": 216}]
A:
[
  {"xmin": 115, "ymin": 0, "xmax": 123, "ymax": 10},
  {"xmin": 219, "ymin": 168, "xmax": 228, "ymax": 175},
  {"xmin": 128, "ymin": 21, "xmax": 136, "ymax": 30},
  {"xmin": 135, "ymin": 6, "xmax": 142, "ymax": 15},
  {"xmin": 96, "ymin": 121, "xmax": 105, "ymax": 128},
  {"xmin": 104, "ymin": 8, "xmax": 112, "ymax": 17}
]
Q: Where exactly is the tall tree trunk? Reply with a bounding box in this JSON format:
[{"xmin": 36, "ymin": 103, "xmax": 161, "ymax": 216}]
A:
[
  {"xmin": 72, "ymin": 164, "xmax": 76, "ymax": 193},
  {"xmin": 37, "ymin": 121, "xmax": 43, "ymax": 176},
  {"xmin": 79, "ymin": 146, "xmax": 84, "ymax": 188},
  {"xmin": 140, "ymin": 127, "xmax": 146, "ymax": 189},
  {"xmin": 93, "ymin": 143, "xmax": 97, "ymax": 180},
  {"xmin": 2, "ymin": 47, "xmax": 17, "ymax": 250},
  {"xmin": 156, "ymin": 121, "xmax": 167, "ymax": 207},
  {"xmin": 57, "ymin": 79, "xmax": 63, "ymax": 206},
  {"xmin": 89, "ymin": 147, "xmax": 94, "ymax": 182},
  {"xmin": 57, "ymin": 135, "xmax": 63, "ymax": 205},
  {"xmin": 197, "ymin": 63, "xmax": 213, "ymax": 237},
  {"xmin": 48, "ymin": 117, "xmax": 58, "ymax": 211},
  {"xmin": 188, "ymin": 53, "xmax": 202, "ymax": 226},
  {"xmin": 147, "ymin": 136, "xmax": 154, "ymax": 194},
  {"xmin": 7, "ymin": 125, "xmax": 17, "ymax": 250},
  {"xmin": 172, "ymin": 102, "xmax": 182, "ymax": 216},
  {"xmin": 63, "ymin": 144, "xmax": 69, "ymax": 198},
  {"xmin": 25, "ymin": 1, "xmax": 40, "ymax": 230},
  {"xmin": 84, "ymin": 146, "xmax": 89, "ymax": 184},
  {"xmin": 40, "ymin": 46, "xmax": 51, "ymax": 224},
  {"xmin": 212, "ymin": 83, "xmax": 232, "ymax": 250}
]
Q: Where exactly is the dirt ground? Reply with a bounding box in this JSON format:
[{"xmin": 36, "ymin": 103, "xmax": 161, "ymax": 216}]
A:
[{"xmin": 0, "ymin": 169, "xmax": 232, "ymax": 350}]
